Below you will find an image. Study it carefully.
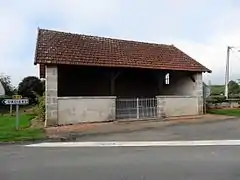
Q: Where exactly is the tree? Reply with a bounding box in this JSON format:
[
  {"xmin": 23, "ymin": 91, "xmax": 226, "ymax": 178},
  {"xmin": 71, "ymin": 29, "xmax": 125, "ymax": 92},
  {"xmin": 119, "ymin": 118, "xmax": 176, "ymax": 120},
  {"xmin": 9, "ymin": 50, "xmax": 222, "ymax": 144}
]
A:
[
  {"xmin": 0, "ymin": 74, "xmax": 14, "ymax": 96},
  {"xmin": 18, "ymin": 76, "xmax": 45, "ymax": 101},
  {"xmin": 228, "ymin": 80, "xmax": 240, "ymax": 95}
]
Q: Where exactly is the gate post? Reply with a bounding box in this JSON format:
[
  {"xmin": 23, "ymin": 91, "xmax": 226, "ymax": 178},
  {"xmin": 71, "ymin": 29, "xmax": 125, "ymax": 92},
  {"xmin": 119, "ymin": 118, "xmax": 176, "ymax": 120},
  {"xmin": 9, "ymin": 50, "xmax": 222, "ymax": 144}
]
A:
[{"xmin": 136, "ymin": 97, "xmax": 140, "ymax": 119}]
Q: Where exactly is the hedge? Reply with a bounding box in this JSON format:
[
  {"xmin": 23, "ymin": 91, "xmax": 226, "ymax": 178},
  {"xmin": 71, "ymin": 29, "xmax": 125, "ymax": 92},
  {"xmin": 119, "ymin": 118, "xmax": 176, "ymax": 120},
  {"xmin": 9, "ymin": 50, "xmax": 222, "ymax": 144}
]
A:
[{"xmin": 34, "ymin": 93, "xmax": 45, "ymax": 121}]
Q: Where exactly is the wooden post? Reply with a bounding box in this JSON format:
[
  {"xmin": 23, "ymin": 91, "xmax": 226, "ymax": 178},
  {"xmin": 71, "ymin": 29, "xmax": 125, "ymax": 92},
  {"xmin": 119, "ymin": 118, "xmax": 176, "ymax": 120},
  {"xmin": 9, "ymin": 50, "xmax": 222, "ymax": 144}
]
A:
[
  {"xmin": 110, "ymin": 71, "xmax": 121, "ymax": 95},
  {"xmin": 136, "ymin": 97, "xmax": 140, "ymax": 119},
  {"xmin": 9, "ymin": 104, "xmax": 13, "ymax": 116}
]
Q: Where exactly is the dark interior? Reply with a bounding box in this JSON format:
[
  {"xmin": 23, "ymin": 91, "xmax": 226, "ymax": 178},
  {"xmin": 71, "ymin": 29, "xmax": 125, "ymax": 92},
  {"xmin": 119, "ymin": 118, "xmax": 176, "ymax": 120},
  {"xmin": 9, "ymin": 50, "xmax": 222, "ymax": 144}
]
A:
[{"xmin": 57, "ymin": 65, "xmax": 166, "ymax": 98}]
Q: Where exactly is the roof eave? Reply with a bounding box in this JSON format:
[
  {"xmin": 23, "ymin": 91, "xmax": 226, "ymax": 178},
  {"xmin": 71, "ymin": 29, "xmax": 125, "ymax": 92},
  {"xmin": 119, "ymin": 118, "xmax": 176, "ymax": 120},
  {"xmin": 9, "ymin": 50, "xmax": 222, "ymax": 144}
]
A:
[{"xmin": 204, "ymin": 68, "xmax": 212, "ymax": 73}]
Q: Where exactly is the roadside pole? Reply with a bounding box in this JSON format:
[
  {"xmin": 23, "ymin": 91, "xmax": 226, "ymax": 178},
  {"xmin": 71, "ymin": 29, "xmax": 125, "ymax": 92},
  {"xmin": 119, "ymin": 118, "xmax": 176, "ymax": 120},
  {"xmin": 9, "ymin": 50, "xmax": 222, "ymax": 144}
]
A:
[
  {"xmin": 16, "ymin": 104, "xmax": 19, "ymax": 130},
  {"xmin": 10, "ymin": 104, "xmax": 12, "ymax": 116}
]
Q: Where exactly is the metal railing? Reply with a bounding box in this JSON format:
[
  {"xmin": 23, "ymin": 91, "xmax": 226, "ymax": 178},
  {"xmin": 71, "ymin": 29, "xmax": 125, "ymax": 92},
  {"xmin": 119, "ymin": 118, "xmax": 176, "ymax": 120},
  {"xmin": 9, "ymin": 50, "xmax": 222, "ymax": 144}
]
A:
[{"xmin": 116, "ymin": 98, "xmax": 158, "ymax": 120}]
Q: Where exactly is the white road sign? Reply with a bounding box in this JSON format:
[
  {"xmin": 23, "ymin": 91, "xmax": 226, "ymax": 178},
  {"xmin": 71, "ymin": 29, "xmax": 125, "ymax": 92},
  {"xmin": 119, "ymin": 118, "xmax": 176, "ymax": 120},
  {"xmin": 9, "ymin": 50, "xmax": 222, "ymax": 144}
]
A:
[{"xmin": 2, "ymin": 99, "xmax": 29, "ymax": 105}]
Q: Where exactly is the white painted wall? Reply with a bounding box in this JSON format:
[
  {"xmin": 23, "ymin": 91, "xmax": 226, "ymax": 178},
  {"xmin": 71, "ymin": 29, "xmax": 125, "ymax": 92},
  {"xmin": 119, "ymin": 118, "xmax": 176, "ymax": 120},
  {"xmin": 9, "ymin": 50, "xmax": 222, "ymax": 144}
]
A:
[
  {"xmin": 58, "ymin": 96, "xmax": 116, "ymax": 125},
  {"xmin": 0, "ymin": 81, "xmax": 5, "ymax": 96},
  {"xmin": 160, "ymin": 72, "xmax": 202, "ymax": 96},
  {"xmin": 159, "ymin": 72, "xmax": 203, "ymax": 116}
]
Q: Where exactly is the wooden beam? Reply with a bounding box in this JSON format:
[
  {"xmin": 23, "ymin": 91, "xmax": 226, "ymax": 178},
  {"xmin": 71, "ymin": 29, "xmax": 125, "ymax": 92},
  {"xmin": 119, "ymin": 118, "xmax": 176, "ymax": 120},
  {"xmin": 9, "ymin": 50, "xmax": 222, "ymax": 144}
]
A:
[
  {"xmin": 110, "ymin": 71, "xmax": 121, "ymax": 95},
  {"xmin": 190, "ymin": 76, "xmax": 196, "ymax": 82},
  {"xmin": 186, "ymin": 72, "xmax": 195, "ymax": 82}
]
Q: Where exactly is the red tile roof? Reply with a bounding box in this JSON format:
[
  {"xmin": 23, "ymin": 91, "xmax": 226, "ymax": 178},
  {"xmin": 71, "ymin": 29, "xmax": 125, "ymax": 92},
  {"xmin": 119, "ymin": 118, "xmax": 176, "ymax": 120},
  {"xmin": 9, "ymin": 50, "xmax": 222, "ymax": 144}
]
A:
[{"xmin": 34, "ymin": 29, "xmax": 211, "ymax": 78}]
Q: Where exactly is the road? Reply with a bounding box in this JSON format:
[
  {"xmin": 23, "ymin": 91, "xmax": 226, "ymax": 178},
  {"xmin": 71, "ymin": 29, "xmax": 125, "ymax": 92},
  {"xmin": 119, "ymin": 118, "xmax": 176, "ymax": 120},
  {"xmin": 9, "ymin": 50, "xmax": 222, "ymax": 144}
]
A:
[
  {"xmin": 1, "ymin": 145, "xmax": 240, "ymax": 180},
  {"xmin": 2, "ymin": 119, "xmax": 240, "ymax": 179},
  {"xmin": 77, "ymin": 119, "xmax": 240, "ymax": 141}
]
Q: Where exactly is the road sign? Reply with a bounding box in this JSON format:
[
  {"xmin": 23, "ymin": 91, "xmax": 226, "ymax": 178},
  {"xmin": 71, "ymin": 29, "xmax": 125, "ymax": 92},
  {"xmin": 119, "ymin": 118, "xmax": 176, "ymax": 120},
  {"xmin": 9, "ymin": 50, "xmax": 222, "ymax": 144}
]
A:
[
  {"xmin": 2, "ymin": 97, "xmax": 29, "ymax": 130},
  {"xmin": 12, "ymin": 95, "xmax": 22, "ymax": 99},
  {"xmin": 2, "ymin": 99, "xmax": 29, "ymax": 105}
]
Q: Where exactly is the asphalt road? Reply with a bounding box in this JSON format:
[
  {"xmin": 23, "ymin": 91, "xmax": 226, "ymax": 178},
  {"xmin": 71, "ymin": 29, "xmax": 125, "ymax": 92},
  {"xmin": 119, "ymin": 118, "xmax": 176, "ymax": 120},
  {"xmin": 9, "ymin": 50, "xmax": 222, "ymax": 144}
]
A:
[
  {"xmin": 77, "ymin": 119, "xmax": 240, "ymax": 141},
  {"xmin": 2, "ymin": 145, "xmax": 240, "ymax": 180}
]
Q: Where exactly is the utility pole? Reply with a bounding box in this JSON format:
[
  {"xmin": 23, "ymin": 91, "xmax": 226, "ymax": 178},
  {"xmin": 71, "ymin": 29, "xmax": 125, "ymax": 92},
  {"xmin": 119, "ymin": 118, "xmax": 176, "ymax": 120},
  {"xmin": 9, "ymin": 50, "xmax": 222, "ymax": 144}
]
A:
[{"xmin": 224, "ymin": 46, "xmax": 231, "ymax": 99}]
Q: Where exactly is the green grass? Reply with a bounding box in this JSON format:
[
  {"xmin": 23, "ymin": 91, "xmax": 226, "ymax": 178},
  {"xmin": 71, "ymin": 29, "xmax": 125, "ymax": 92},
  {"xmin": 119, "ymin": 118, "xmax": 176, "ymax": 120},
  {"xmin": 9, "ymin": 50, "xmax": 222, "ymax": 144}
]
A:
[
  {"xmin": 208, "ymin": 109, "xmax": 240, "ymax": 117},
  {"xmin": 0, "ymin": 113, "xmax": 46, "ymax": 142}
]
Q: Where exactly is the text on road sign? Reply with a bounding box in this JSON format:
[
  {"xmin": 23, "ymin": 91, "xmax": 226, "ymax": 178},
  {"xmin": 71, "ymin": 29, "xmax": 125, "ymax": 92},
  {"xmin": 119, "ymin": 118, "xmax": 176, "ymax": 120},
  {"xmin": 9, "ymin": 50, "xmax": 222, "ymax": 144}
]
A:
[{"xmin": 3, "ymin": 99, "xmax": 29, "ymax": 105}]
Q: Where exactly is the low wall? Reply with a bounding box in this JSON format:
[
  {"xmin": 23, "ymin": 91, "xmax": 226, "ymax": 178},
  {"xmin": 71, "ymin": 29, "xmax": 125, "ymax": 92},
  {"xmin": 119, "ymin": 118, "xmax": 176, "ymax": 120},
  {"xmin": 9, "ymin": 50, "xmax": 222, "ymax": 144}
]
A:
[
  {"xmin": 207, "ymin": 100, "xmax": 240, "ymax": 109},
  {"xmin": 57, "ymin": 96, "xmax": 116, "ymax": 125},
  {"xmin": 157, "ymin": 96, "xmax": 198, "ymax": 117}
]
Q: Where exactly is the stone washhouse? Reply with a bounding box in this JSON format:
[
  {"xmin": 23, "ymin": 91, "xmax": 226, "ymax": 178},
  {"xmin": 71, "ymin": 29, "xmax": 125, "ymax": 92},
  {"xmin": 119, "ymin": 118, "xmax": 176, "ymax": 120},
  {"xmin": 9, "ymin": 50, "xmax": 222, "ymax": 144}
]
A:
[{"xmin": 34, "ymin": 29, "xmax": 211, "ymax": 126}]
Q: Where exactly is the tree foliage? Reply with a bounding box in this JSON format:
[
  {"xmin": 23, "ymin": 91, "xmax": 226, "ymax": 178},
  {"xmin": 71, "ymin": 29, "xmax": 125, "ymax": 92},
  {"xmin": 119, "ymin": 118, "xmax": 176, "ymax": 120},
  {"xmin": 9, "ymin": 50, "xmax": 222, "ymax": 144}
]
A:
[
  {"xmin": 18, "ymin": 76, "xmax": 45, "ymax": 101},
  {"xmin": 210, "ymin": 80, "xmax": 240, "ymax": 95},
  {"xmin": 0, "ymin": 74, "xmax": 14, "ymax": 96},
  {"xmin": 228, "ymin": 80, "xmax": 240, "ymax": 95}
]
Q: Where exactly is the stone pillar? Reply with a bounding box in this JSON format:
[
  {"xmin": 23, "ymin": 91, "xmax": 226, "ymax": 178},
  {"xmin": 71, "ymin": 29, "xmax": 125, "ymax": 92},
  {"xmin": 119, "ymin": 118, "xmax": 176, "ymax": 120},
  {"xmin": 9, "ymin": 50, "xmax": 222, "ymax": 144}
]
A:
[
  {"xmin": 45, "ymin": 66, "xmax": 58, "ymax": 126},
  {"xmin": 156, "ymin": 96, "xmax": 166, "ymax": 119},
  {"xmin": 195, "ymin": 73, "xmax": 203, "ymax": 115}
]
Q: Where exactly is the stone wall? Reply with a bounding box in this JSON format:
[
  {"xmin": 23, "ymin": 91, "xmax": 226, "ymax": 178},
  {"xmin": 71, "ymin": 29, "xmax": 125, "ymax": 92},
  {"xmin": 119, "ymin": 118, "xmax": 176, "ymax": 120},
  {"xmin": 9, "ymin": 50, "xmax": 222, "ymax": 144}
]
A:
[
  {"xmin": 45, "ymin": 66, "xmax": 58, "ymax": 126},
  {"xmin": 207, "ymin": 100, "xmax": 240, "ymax": 109},
  {"xmin": 57, "ymin": 96, "xmax": 116, "ymax": 125}
]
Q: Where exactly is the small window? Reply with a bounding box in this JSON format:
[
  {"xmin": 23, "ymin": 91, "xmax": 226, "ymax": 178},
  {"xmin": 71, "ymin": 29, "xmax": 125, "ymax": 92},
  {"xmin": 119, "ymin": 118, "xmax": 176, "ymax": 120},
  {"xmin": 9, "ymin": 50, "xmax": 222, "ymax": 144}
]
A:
[{"xmin": 165, "ymin": 73, "xmax": 170, "ymax": 84}]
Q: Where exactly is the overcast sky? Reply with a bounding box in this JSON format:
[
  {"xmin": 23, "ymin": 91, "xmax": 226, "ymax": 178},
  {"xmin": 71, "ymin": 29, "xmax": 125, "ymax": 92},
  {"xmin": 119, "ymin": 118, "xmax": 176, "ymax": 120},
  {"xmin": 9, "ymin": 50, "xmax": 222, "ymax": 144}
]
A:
[{"xmin": 1, "ymin": 0, "xmax": 240, "ymax": 86}]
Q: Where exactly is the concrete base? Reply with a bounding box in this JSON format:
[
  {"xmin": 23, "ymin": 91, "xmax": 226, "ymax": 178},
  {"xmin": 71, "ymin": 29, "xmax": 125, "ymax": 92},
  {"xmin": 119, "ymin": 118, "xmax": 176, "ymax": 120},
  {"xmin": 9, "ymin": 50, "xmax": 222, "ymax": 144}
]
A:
[{"xmin": 57, "ymin": 96, "xmax": 116, "ymax": 125}]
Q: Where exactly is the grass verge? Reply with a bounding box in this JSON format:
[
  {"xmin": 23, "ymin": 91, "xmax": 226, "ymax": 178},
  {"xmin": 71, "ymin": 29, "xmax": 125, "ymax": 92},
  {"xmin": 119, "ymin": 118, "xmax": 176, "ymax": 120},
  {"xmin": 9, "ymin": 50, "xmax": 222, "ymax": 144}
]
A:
[
  {"xmin": 208, "ymin": 109, "xmax": 240, "ymax": 117},
  {"xmin": 0, "ymin": 113, "xmax": 46, "ymax": 142}
]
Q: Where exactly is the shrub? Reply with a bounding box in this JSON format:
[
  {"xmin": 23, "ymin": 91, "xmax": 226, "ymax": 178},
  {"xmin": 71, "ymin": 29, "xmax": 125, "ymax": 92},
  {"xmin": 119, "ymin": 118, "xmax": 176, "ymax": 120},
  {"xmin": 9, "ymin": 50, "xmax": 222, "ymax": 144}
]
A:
[
  {"xmin": 34, "ymin": 93, "xmax": 45, "ymax": 121},
  {"xmin": 207, "ymin": 95, "xmax": 227, "ymax": 103},
  {"xmin": 0, "ymin": 95, "xmax": 12, "ymax": 114},
  {"xmin": 229, "ymin": 94, "xmax": 240, "ymax": 99}
]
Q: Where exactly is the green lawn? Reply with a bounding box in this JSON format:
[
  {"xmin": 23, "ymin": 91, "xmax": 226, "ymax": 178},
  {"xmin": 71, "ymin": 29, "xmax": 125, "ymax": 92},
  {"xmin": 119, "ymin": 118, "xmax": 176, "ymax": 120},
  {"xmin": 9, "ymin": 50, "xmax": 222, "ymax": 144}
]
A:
[
  {"xmin": 208, "ymin": 109, "xmax": 240, "ymax": 117},
  {"xmin": 0, "ymin": 113, "xmax": 46, "ymax": 142}
]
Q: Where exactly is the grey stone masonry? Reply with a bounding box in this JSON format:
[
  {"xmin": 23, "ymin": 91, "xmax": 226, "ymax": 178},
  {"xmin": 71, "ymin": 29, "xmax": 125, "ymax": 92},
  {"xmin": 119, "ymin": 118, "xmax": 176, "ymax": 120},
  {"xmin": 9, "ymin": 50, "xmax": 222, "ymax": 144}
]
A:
[
  {"xmin": 195, "ymin": 73, "xmax": 203, "ymax": 115},
  {"xmin": 45, "ymin": 66, "xmax": 58, "ymax": 126},
  {"xmin": 156, "ymin": 96, "xmax": 166, "ymax": 118}
]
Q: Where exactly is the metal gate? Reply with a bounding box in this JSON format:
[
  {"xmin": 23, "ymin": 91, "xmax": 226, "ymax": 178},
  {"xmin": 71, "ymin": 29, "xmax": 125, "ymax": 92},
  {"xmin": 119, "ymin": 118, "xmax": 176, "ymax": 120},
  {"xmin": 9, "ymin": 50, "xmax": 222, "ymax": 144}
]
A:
[{"xmin": 116, "ymin": 98, "xmax": 157, "ymax": 120}]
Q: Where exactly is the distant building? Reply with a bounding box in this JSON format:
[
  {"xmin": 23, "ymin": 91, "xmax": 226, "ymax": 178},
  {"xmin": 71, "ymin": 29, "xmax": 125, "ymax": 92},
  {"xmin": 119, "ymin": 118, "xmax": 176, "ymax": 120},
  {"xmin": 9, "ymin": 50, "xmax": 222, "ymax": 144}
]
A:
[{"xmin": 0, "ymin": 81, "xmax": 5, "ymax": 96}]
